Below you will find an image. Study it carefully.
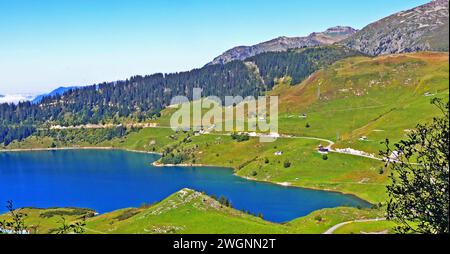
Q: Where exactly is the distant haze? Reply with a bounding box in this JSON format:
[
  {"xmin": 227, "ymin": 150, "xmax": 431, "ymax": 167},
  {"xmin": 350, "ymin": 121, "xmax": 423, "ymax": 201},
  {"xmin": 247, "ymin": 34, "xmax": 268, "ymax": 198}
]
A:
[{"xmin": 0, "ymin": 94, "xmax": 35, "ymax": 104}]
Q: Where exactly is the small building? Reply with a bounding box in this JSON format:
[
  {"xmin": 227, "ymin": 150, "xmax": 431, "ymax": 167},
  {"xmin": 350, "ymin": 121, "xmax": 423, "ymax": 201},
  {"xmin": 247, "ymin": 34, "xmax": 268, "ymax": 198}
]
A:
[
  {"xmin": 317, "ymin": 144, "xmax": 329, "ymax": 154},
  {"xmin": 389, "ymin": 150, "xmax": 401, "ymax": 160}
]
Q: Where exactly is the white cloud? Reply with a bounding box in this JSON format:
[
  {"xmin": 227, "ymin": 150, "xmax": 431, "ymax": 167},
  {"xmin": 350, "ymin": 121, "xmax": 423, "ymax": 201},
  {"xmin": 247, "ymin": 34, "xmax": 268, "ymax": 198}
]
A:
[{"xmin": 0, "ymin": 94, "xmax": 35, "ymax": 104}]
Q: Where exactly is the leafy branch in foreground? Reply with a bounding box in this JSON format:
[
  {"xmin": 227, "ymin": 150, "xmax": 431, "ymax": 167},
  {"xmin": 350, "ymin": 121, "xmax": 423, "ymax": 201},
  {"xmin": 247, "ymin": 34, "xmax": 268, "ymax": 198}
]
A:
[
  {"xmin": 381, "ymin": 98, "xmax": 449, "ymax": 234},
  {"xmin": 0, "ymin": 201, "xmax": 28, "ymax": 234},
  {"xmin": 55, "ymin": 216, "xmax": 86, "ymax": 234}
]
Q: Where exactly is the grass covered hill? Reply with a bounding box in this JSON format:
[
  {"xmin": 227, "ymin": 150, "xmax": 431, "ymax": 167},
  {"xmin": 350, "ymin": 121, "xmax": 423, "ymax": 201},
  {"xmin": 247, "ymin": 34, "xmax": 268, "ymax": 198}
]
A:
[
  {"xmin": 0, "ymin": 188, "xmax": 387, "ymax": 234},
  {"xmin": 274, "ymin": 52, "xmax": 449, "ymax": 153}
]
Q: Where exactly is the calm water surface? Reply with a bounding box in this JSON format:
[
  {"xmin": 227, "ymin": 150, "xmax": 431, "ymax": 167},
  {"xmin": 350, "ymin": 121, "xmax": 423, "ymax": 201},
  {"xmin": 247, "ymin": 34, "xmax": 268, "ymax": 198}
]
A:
[{"xmin": 0, "ymin": 150, "xmax": 370, "ymax": 222}]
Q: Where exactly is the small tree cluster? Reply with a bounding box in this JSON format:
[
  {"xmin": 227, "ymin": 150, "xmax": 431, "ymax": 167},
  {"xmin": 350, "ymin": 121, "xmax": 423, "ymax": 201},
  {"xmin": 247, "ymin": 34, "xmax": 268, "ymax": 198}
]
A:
[{"xmin": 231, "ymin": 133, "xmax": 250, "ymax": 142}]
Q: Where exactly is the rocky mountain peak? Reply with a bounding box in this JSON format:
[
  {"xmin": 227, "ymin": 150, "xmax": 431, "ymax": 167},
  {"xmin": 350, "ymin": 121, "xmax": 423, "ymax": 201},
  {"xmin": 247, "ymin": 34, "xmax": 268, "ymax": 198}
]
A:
[
  {"xmin": 342, "ymin": 0, "xmax": 449, "ymax": 56},
  {"xmin": 323, "ymin": 26, "xmax": 358, "ymax": 35},
  {"xmin": 207, "ymin": 26, "xmax": 357, "ymax": 65}
]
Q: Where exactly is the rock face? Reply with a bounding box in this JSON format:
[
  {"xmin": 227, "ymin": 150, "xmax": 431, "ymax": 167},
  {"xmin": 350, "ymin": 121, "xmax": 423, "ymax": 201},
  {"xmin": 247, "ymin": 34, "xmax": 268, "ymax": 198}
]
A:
[
  {"xmin": 207, "ymin": 26, "xmax": 357, "ymax": 65},
  {"xmin": 342, "ymin": 0, "xmax": 449, "ymax": 56}
]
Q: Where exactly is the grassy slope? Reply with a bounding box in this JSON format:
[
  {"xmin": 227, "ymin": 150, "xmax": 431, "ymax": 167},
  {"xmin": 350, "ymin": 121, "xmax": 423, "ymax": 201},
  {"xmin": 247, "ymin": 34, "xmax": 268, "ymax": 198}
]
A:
[
  {"xmin": 274, "ymin": 52, "xmax": 449, "ymax": 153},
  {"xmin": 170, "ymin": 134, "xmax": 386, "ymax": 203},
  {"xmin": 287, "ymin": 206, "xmax": 385, "ymax": 234},
  {"xmin": 5, "ymin": 127, "xmax": 182, "ymax": 153},
  {"xmin": 84, "ymin": 189, "xmax": 292, "ymax": 234},
  {"xmin": 152, "ymin": 52, "xmax": 448, "ymax": 203},
  {"xmin": 1, "ymin": 189, "xmax": 385, "ymax": 234},
  {"xmin": 0, "ymin": 207, "xmax": 95, "ymax": 234}
]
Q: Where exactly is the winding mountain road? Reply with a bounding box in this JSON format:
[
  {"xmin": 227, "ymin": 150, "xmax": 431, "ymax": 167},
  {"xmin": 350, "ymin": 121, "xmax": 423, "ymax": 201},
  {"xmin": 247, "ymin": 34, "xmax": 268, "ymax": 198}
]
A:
[{"xmin": 45, "ymin": 124, "xmax": 390, "ymax": 162}]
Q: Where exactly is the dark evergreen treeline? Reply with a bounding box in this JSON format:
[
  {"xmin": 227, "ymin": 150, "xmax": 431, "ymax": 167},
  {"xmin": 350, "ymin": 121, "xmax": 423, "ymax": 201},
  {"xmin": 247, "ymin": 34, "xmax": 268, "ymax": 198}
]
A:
[
  {"xmin": 0, "ymin": 46, "xmax": 362, "ymax": 145},
  {"xmin": 249, "ymin": 46, "xmax": 362, "ymax": 85},
  {"xmin": 37, "ymin": 126, "xmax": 135, "ymax": 146},
  {"xmin": 0, "ymin": 125, "xmax": 36, "ymax": 146},
  {"xmin": 33, "ymin": 60, "xmax": 264, "ymax": 127}
]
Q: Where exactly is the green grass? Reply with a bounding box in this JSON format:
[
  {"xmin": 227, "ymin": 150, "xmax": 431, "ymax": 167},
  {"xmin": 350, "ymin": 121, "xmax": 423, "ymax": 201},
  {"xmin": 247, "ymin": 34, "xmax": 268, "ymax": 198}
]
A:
[
  {"xmin": 287, "ymin": 206, "xmax": 385, "ymax": 234},
  {"xmin": 161, "ymin": 133, "xmax": 386, "ymax": 203},
  {"xmin": 84, "ymin": 189, "xmax": 293, "ymax": 234},
  {"xmin": 273, "ymin": 52, "xmax": 449, "ymax": 154},
  {"xmin": 148, "ymin": 52, "xmax": 448, "ymax": 203},
  {"xmin": 110, "ymin": 127, "xmax": 181, "ymax": 152},
  {"xmin": 332, "ymin": 220, "xmax": 398, "ymax": 234},
  {"xmin": 4, "ymin": 127, "xmax": 182, "ymax": 154},
  {"xmin": 0, "ymin": 207, "xmax": 95, "ymax": 234},
  {"xmin": 5, "ymin": 136, "xmax": 55, "ymax": 150}
]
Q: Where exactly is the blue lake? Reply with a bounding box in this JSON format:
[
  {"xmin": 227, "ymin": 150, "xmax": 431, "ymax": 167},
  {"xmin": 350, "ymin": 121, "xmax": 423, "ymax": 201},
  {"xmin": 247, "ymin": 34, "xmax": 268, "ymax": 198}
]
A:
[{"xmin": 0, "ymin": 150, "xmax": 370, "ymax": 222}]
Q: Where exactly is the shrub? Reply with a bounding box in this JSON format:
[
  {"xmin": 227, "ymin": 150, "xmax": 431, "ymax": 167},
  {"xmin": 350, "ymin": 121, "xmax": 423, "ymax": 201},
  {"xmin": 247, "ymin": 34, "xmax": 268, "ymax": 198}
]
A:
[
  {"xmin": 39, "ymin": 208, "xmax": 94, "ymax": 218},
  {"xmin": 231, "ymin": 133, "xmax": 250, "ymax": 142},
  {"xmin": 160, "ymin": 152, "xmax": 187, "ymax": 165},
  {"xmin": 217, "ymin": 195, "xmax": 232, "ymax": 208},
  {"xmin": 114, "ymin": 209, "xmax": 140, "ymax": 221}
]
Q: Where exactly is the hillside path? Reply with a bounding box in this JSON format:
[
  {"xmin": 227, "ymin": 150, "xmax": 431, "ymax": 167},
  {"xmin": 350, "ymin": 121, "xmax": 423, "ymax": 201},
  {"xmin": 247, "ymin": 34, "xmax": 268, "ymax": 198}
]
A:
[{"xmin": 323, "ymin": 218, "xmax": 386, "ymax": 234}]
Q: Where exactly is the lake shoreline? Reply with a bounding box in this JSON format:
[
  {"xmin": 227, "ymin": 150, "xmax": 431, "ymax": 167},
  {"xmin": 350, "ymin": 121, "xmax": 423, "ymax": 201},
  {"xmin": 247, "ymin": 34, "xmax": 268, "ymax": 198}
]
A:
[
  {"xmin": 1, "ymin": 146, "xmax": 373, "ymax": 205},
  {"xmin": 0, "ymin": 147, "xmax": 162, "ymax": 155},
  {"xmin": 0, "ymin": 148, "xmax": 371, "ymax": 223},
  {"xmin": 152, "ymin": 161, "xmax": 217, "ymax": 168},
  {"xmin": 153, "ymin": 160, "xmax": 374, "ymax": 206}
]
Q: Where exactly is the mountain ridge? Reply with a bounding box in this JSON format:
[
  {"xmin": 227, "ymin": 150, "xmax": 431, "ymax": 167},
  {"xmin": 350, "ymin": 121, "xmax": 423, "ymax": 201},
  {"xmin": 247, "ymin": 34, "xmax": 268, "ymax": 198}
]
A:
[
  {"xmin": 342, "ymin": 0, "xmax": 449, "ymax": 56},
  {"xmin": 32, "ymin": 86, "xmax": 79, "ymax": 104},
  {"xmin": 207, "ymin": 26, "xmax": 357, "ymax": 65}
]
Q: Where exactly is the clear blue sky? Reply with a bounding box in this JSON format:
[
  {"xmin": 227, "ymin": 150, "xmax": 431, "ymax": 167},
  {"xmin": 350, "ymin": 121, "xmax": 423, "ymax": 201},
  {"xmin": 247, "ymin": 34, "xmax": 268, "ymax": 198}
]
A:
[{"xmin": 0, "ymin": 0, "xmax": 429, "ymax": 94}]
